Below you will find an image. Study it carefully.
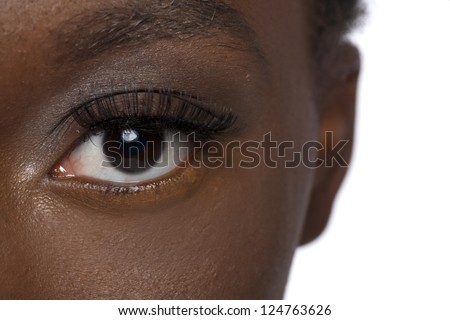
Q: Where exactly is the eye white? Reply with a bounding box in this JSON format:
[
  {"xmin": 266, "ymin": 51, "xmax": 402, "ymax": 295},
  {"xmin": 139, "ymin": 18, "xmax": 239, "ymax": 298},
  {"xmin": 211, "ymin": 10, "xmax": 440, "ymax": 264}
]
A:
[{"xmin": 66, "ymin": 129, "xmax": 190, "ymax": 185}]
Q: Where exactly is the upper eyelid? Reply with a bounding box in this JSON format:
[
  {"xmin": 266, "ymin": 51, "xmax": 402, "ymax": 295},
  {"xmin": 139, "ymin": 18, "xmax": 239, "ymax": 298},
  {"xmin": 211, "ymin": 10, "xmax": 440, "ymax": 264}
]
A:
[{"xmin": 51, "ymin": 88, "xmax": 237, "ymax": 135}]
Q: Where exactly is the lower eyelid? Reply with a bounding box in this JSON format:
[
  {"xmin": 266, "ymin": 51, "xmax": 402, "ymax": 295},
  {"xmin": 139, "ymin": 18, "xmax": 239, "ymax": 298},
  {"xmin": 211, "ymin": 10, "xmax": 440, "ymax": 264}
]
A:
[
  {"xmin": 46, "ymin": 130, "xmax": 208, "ymax": 212},
  {"xmin": 44, "ymin": 164, "xmax": 205, "ymax": 213}
]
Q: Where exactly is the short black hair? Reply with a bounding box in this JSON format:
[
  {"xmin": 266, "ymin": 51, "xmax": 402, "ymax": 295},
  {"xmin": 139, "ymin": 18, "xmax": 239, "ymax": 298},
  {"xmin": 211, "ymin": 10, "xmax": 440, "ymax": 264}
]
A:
[
  {"xmin": 312, "ymin": 0, "xmax": 364, "ymax": 55},
  {"xmin": 310, "ymin": 0, "xmax": 364, "ymax": 95}
]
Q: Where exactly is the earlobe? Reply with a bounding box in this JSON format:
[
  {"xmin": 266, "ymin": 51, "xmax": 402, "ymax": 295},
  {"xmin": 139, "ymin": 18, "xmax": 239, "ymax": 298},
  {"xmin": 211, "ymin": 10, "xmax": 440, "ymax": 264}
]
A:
[{"xmin": 300, "ymin": 43, "xmax": 360, "ymax": 245}]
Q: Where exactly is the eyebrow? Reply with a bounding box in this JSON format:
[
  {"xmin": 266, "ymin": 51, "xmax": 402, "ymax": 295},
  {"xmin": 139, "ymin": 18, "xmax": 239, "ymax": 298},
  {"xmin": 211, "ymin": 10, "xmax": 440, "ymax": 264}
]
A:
[{"xmin": 56, "ymin": 0, "xmax": 265, "ymax": 64}]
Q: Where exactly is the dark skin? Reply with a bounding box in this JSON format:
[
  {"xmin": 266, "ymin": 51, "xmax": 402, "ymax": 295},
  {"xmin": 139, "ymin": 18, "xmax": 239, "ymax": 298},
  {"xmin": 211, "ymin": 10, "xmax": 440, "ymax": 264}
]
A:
[{"xmin": 0, "ymin": 0, "xmax": 359, "ymax": 299}]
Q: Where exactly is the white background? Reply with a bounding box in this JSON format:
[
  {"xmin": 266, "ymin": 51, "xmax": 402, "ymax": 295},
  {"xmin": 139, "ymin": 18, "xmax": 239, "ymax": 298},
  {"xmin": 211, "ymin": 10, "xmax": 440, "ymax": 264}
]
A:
[
  {"xmin": 285, "ymin": 0, "xmax": 450, "ymax": 319},
  {"xmin": 1, "ymin": 1, "xmax": 449, "ymax": 320}
]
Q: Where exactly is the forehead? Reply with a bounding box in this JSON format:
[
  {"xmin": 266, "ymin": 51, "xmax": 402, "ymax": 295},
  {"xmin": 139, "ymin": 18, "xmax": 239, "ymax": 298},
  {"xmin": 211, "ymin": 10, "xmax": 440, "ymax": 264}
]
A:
[
  {"xmin": 0, "ymin": 0, "xmax": 308, "ymax": 59},
  {"xmin": 0, "ymin": 0, "xmax": 306, "ymax": 24},
  {"xmin": 0, "ymin": 0, "xmax": 311, "ymax": 113}
]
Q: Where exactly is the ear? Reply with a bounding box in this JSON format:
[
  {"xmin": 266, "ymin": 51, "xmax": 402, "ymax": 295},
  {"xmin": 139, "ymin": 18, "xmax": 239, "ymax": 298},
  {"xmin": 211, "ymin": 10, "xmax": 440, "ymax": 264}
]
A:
[{"xmin": 300, "ymin": 43, "xmax": 360, "ymax": 245}]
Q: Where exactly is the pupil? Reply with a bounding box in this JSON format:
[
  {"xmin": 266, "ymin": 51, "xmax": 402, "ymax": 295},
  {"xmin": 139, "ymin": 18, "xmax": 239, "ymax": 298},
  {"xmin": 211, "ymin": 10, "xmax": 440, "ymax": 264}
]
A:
[{"xmin": 103, "ymin": 128, "xmax": 164, "ymax": 173}]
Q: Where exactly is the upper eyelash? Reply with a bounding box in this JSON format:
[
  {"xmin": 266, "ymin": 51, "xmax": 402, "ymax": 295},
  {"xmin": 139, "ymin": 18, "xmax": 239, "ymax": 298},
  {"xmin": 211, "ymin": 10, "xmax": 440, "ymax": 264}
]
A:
[{"xmin": 52, "ymin": 88, "xmax": 237, "ymax": 138}]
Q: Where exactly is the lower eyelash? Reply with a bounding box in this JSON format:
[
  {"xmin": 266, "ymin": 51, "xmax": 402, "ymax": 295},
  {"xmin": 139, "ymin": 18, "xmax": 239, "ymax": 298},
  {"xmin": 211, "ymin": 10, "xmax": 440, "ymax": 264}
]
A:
[{"xmin": 49, "ymin": 161, "xmax": 198, "ymax": 196}]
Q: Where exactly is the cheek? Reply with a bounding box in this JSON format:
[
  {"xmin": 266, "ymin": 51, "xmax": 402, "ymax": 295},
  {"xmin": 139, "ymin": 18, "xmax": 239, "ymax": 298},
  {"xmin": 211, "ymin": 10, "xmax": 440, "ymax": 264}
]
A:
[
  {"xmin": 0, "ymin": 164, "xmax": 311, "ymax": 299},
  {"xmin": 180, "ymin": 164, "xmax": 313, "ymax": 299}
]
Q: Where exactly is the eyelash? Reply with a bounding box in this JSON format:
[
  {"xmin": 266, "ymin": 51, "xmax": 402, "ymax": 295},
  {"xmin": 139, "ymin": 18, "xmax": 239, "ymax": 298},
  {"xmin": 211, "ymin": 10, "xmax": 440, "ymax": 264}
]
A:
[{"xmin": 53, "ymin": 88, "xmax": 237, "ymax": 141}]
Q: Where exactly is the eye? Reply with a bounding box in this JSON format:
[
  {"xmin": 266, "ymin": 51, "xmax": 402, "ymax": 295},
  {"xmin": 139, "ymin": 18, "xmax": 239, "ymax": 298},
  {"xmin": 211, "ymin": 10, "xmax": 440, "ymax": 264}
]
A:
[
  {"xmin": 48, "ymin": 89, "xmax": 237, "ymax": 192},
  {"xmin": 52, "ymin": 126, "xmax": 192, "ymax": 185}
]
